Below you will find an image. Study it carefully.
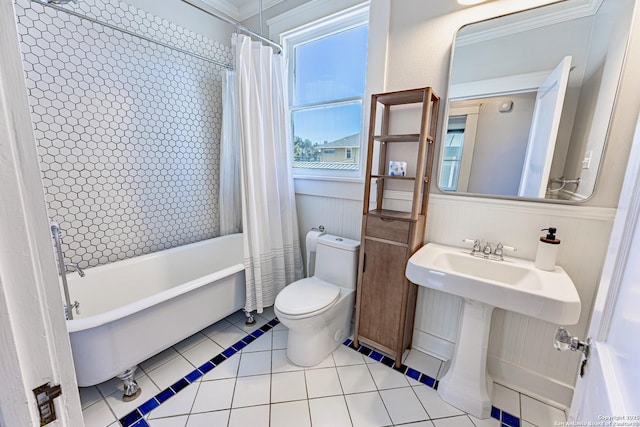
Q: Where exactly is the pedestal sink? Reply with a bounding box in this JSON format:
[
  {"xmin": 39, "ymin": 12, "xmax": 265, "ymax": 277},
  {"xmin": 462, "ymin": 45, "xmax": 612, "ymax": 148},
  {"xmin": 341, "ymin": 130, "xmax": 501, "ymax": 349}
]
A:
[{"xmin": 405, "ymin": 243, "xmax": 581, "ymax": 419}]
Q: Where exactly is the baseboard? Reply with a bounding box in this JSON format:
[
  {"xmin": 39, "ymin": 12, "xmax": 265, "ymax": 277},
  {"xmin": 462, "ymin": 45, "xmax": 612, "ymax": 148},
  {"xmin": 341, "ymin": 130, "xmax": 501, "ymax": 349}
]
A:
[{"xmin": 487, "ymin": 355, "xmax": 574, "ymax": 409}]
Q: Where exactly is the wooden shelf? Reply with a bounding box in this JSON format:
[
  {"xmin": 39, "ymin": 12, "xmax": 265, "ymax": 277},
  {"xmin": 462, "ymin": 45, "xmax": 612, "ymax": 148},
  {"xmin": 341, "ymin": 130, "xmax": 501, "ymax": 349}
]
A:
[
  {"xmin": 367, "ymin": 209, "xmax": 414, "ymax": 221},
  {"xmin": 375, "ymin": 88, "xmax": 429, "ymax": 106},
  {"xmin": 355, "ymin": 87, "xmax": 440, "ymax": 366},
  {"xmin": 374, "ymin": 134, "xmax": 420, "ymax": 143}
]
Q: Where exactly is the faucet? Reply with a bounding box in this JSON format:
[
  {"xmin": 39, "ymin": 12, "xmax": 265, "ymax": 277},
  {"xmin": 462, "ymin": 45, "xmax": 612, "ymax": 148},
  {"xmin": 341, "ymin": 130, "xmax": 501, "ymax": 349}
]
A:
[
  {"xmin": 463, "ymin": 239, "xmax": 516, "ymax": 261},
  {"xmin": 65, "ymin": 262, "xmax": 85, "ymax": 277}
]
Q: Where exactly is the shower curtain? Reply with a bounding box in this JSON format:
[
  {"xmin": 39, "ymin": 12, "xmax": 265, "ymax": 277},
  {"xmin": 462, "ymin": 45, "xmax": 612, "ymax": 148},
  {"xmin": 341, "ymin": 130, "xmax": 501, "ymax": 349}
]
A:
[{"xmin": 227, "ymin": 34, "xmax": 303, "ymax": 313}]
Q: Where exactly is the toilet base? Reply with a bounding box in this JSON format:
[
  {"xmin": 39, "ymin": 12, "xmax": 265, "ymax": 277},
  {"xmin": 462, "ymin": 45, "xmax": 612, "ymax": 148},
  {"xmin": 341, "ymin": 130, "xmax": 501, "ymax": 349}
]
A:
[{"xmin": 277, "ymin": 289, "xmax": 354, "ymax": 367}]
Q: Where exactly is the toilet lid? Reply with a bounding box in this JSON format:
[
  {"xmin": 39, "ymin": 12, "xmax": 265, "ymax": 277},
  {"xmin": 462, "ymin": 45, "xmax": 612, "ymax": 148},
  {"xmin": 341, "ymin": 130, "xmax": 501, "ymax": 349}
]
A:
[{"xmin": 276, "ymin": 277, "xmax": 340, "ymax": 316}]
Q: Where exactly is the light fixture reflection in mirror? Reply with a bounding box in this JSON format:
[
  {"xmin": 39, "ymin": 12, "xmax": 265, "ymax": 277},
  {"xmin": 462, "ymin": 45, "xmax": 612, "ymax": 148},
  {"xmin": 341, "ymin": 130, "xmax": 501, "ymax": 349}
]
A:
[{"xmin": 438, "ymin": 0, "xmax": 635, "ymax": 202}]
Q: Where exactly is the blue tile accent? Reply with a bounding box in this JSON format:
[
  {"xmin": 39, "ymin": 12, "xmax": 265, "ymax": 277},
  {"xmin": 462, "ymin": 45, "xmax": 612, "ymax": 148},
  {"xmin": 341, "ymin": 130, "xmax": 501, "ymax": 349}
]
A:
[
  {"xmin": 232, "ymin": 340, "xmax": 247, "ymax": 351},
  {"xmin": 242, "ymin": 335, "xmax": 256, "ymax": 345},
  {"xmin": 343, "ymin": 338, "xmax": 353, "ymax": 346},
  {"xmin": 119, "ymin": 409, "xmax": 142, "ymax": 427},
  {"xmin": 138, "ymin": 398, "xmax": 159, "ymax": 416},
  {"xmin": 502, "ymin": 410, "xmax": 520, "ymax": 427},
  {"xmin": 491, "ymin": 406, "xmax": 501, "ymax": 420},
  {"xmin": 211, "ymin": 354, "xmax": 226, "ymax": 365},
  {"xmin": 406, "ymin": 367, "xmax": 421, "ymax": 381},
  {"xmin": 267, "ymin": 318, "xmax": 280, "ymax": 327},
  {"xmin": 368, "ymin": 350, "xmax": 384, "ymax": 362},
  {"xmin": 185, "ymin": 369, "xmax": 202, "ymax": 383},
  {"xmin": 129, "ymin": 419, "xmax": 150, "ymax": 427},
  {"xmin": 356, "ymin": 345, "xmax": 372, "ymax": 356},
  {"xmin": 198, "ymin": 361, "xmax": 215, "ymax": 375},
  {"xmin": 250, "ymin": 328, "xmax": 264, "ymax": 338},
  {"xmin": 393, "ymin": 364, "xmax": 408, "ymax": 374},
  {"xmin": 170, "ymin": 378, "xmax": 189, "ymax": 393},
  {"xmin": 154, "ymin": 388, "xmax": 175, "ymax": 404},
  {"xmin": 380, "ymin": 355, "xmax": 395, "ymax": 368},
  {"xmin": 221, "ymin": 347, "xmax": 237, "ymax": 358},
  {"xmin": 418, "ymin": 374, "xmax": 436, "ymax": 388}
]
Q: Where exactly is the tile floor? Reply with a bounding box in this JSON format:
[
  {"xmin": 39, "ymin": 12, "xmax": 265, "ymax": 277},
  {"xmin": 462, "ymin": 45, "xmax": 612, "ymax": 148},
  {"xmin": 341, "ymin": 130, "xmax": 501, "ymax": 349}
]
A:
[{"xmin": 79, "ymin": 309, "xmax": 568, "ymax": 427}]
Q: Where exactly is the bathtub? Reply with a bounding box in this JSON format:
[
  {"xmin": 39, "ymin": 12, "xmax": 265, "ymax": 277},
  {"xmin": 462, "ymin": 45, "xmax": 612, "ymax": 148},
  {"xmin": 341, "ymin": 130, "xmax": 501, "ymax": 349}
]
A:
[{"xmin": 66, "ymin": 233, "xmax": 245, "ymax": 387}]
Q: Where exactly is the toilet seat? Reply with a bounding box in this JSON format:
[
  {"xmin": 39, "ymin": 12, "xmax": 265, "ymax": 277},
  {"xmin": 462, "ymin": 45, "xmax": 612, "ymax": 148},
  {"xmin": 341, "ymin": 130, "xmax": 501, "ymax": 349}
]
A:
[{"xmin": 275, "ymin": 277, "xmax": 340, "ymax": 317}]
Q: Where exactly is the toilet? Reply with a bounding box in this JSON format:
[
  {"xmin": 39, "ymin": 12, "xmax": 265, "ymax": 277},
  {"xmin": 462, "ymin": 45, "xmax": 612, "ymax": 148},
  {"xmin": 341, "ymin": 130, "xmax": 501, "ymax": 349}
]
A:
[{"xmin": 274, "ymin": 233, "xmax": 360, "ymax": 366}]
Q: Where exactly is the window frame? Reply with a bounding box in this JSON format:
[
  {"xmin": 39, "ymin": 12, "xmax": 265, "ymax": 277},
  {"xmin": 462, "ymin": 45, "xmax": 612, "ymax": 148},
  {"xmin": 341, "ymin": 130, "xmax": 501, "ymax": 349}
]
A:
[{"xmin": 282, "ymin": 4, "xmax": 370, "ymax": 180}]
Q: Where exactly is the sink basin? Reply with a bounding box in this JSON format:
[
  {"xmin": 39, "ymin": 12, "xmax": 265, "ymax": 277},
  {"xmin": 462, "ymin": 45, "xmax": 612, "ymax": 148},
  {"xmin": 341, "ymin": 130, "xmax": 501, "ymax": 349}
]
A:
[
  {"xmin": 405, "ymin": 243, "xmax": 581, "ymax": 419},
  {"xmin": 406, "ymin": 243, "xmax": 580, "ymax": 324}
]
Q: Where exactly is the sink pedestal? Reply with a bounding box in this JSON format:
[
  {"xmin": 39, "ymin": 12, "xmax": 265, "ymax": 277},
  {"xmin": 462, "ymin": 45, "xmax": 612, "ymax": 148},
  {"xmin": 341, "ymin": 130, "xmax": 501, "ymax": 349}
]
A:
[{"xmin": 438, "ymin": 298, "xmax": 494, "ymax": 419}]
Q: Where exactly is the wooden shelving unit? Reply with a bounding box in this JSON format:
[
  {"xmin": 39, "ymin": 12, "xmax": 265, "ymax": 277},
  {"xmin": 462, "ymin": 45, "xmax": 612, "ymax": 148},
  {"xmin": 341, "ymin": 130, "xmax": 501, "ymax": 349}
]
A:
[{"xmin": 353, "ymin": 87, "xmax": 440, "ymax": 365}]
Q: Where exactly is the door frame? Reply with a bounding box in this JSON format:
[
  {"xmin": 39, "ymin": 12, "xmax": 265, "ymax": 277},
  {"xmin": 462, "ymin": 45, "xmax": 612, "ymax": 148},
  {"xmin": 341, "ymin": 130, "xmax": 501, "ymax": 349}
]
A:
[{"xmin": 0, "ymin": 1, "xmax": 84, "ymax": 425}]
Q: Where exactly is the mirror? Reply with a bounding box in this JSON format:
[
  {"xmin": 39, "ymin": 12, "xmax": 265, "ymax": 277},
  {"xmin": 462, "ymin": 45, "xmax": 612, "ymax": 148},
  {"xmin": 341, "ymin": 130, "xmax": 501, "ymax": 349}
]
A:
[{"xmin": 438, "ymin": 0, "xmax": 635, "ymax": 201}]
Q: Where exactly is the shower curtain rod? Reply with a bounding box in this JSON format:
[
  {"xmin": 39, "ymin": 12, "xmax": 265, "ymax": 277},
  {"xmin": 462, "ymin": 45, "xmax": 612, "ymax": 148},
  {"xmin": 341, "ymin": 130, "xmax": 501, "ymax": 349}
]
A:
[
  {"xmin": 181, "ymin": 0, "xmax": 283, "ymax": 53},
  {"xmin": 31, "ymin": 0, "xmax": 233, "ymax": 69}
]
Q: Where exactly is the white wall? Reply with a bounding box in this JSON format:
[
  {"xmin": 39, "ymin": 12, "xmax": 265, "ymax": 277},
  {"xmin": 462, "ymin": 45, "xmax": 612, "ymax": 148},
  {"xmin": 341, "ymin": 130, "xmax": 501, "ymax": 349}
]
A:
[{"xmin": 285, "ymin": 0, "xmax": 640, "ymax": 409}]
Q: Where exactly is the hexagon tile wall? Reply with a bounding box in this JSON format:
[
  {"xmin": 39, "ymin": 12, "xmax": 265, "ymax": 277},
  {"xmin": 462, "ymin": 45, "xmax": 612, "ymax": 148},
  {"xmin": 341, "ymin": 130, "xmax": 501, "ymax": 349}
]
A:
[{"xmin": 13, "ymin": 0, "xmax": 233, "ymax": 269}]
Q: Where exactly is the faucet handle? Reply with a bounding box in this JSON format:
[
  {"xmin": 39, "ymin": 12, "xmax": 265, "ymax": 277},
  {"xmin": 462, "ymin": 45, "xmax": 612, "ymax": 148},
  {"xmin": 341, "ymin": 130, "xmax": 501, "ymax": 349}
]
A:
[
  {"xmin": 463, "ymin": 238, "xmax": 482, "ymax": 255},
  {"xmin": 494, "ymin": 242, "xmax": 516, "ymax": 258},
  {"xmin": 482, "ymin": 242, "xmax": 492, "ymax": 255}
]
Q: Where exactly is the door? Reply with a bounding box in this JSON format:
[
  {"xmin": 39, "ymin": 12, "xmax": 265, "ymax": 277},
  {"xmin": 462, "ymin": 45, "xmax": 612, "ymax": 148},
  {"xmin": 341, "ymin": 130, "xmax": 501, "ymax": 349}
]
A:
[
  {"xmin": 0, "ymin": 2, "xmax": 84, "ymax": 425},
  {"xmin": 568, "ymin": 113, "xmax": 640, "ymax": 421},
  {"xmin": 518, "ymin": 56, "xmax": 572, "ymax": 197}
]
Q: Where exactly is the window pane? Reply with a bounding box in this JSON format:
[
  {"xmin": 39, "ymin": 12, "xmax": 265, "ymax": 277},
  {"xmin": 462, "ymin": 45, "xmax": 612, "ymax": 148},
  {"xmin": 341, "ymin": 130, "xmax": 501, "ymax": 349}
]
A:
[
  {"xmin": 294, "ymin": 24, "xmax": 368, "ymax": 105},
  {"xmin": 292, "ymin": 103, "xmax": 362, "ymax": 169},
  {"xmin": 440, "ymin": 129, "xmax": 465, "ymax": 190}
]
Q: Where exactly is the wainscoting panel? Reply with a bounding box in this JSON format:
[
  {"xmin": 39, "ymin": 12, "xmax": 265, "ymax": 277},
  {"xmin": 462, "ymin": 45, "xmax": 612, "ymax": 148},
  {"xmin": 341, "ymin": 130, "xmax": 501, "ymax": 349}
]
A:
[{"xmin": 295, "ymin": 189, "xmax": 615, "ymax": 407}]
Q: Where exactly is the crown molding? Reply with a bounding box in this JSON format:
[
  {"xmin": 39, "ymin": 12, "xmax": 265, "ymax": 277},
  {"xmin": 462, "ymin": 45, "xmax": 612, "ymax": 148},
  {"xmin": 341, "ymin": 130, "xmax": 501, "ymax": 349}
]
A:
[
  {"xmin": 456, "ymin": 0, "xmax": 604, "ymax": 47},
  {"xmin": 199, "ymin": 0, "xmax": 285, "ymax": 22}
]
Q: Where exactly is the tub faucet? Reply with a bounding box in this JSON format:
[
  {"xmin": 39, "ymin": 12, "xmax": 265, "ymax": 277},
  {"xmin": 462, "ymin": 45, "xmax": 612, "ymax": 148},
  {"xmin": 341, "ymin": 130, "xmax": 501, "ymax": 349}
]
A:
[{"xmin": 65, "ymin": 262, "xmax": 85, "ymax": 277}]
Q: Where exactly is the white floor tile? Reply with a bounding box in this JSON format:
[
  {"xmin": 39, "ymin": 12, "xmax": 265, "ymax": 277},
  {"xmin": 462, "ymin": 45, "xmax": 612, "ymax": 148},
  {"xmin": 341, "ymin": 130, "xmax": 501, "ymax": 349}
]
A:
[
  {"xmin": 398, "ymin": 421, "xmax": 435, "ymax": 426},
  {"xmin": 344, "ymin": 391, "xmax": 392, "ymax": 427},
  {"xmin": 104, "ymin": 375, "xmax": 160, "ymax": 418},
  {"xmin": 380, "ymin": 387, "xmax": 429, "ymax": 424},
  {"xmin": 492, "ymin": 383, "xmax": 520, "ymax": 418},
  {"xmin": 271, "ymin": 370, "xmax": 307, "ymax": 403},
  {"xmin": 521, "ymin": 394, "xmax": 567, "ymax": 426},
  {"xmin": 82, "ymin": 399, "xmax": 116, "ymax": 427},
  {"xmin": 243, "ymin": 330, "xmax": 272, "ymax": 353},
  {"xmin": 228, "ymin": 404, "xmax": 270, "ymax": 427},
  {"xmin": 201, "ymin": 353, "xmax": 240, "ymax": 381},
  {"xmin": 148, "ymin": 382, "xmax": 199, "ymax": 419},
  {"xmin": 272, "ymin": 329, "xmax": 288, "ymax": 349},
  {"xmin": 233, "ymin": 314, "xmax": 269, "ymax": 333},
  {"xmin": 185, "ymin": 410, "xmax": 230, "ymax": 427},
  {"xmin": 273, "ymin": 322, "xmax": 287, "ymax": 331},
  {"xmin": 190, "ymin": 378, "xmax": 235, "ymax": 413},
  {"xmin": 146, "ymin": 356, "xmax": 195, "ymax": 390},
  {"xmin": 404, "ymin": 349, "xmax": 443, "ymax": 380},
  {"xmin": 224, "ymin": 310, "xmax": 247, "ymax": 325},
  {"xmin": 309, "ymin": 396, "xmax": 352, "ymax": 427},
  {"xmin": 200, "ymin": 319, "xmax": 233, "ymax": 338},
  {"xmin": 271, "ymin": 400, "xmax": 311, "ymax": 427},
  {"xmin": 140, "ymin": 347, "xmax": 181, "ymax": 374},
  {"xmin": 367, "ymin": 362, "xmax": 411, "ymax": 389},
  {"xmin": 309, "ymin": 352, "xmax": 336, "ymax": 369},
  {"xmin": 79, "ymin": 386, "xmax": 102, "ymax": 410},
  {"xmin": 231, "ymin": 374, "xmax": 271, "ymax": 408},
  {"xmin": 272, "ymin": 349, "xmax": 303, "ymax": 373},
  {"xmin": 432, "ymin": 415, "xmax": 476, "ymax": 427},
  {"xmin": 207, "ymin": 323, "xmax": 247, "ymax": 348},
  {"xmin": 332, "ymin": 345, "xmax": 366, "ymax": 366},
  {"xmin": 173, "ymin": 332, "xmax": 210, "ymax": 354},
  {"xmin": 469, "ymin": 414, "xmax": 501, "ymax": 427},
  {"xmin": 305, "ymin": 367, "xmax": 343, "ymax": 398},
  {"xmin": 257, "ymin": 306, "xmax": 276, "ymax": 320},
  {"xmin": 522, "ymin": 420, "xmax": 536, "ymax": 427},
  {"xmin": 180, "ymin": 338, "xmax": 224, "ymax": 368},
  {"xmin": 147, "ymin": 415, "xmax": 188, "ymax": 427},
  {"xmin": 337, "ymin": 364, "xmax": 377, "ymax": 394},
  {"xmin": 413, "ymin": 385, "xmax": 465, "ymax": 419},
  {"xmin": 237, "ymin": 350, "xmax": 272, "ymax": 377}
]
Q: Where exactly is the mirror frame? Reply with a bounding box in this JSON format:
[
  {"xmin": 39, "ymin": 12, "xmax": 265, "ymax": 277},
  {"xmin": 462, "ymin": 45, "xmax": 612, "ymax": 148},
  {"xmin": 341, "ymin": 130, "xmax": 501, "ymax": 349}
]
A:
[{"xmin": 436, "ymin": 0, "xmax": 631, "ymax": 204}]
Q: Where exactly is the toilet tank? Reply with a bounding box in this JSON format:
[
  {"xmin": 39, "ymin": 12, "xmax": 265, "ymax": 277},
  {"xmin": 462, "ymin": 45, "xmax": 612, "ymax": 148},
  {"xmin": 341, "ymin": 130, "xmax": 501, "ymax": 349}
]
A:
[{"xmin": 314, "ymin": 234, "xmax": 360, "ymax": 289}]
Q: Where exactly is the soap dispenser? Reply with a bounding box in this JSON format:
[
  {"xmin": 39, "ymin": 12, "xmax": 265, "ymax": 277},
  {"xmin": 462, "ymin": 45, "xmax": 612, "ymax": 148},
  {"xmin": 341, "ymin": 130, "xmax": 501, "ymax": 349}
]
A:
[{"xmin": 535, "ymin": 227, "xmax": 560, "ymax": 271}]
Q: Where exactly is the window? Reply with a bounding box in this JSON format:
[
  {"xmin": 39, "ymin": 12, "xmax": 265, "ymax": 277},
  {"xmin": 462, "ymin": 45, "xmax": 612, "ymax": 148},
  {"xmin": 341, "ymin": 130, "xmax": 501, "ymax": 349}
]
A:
[{"xmin": 283, "ymin": 6, "xmax": 369, "ymax": 175}]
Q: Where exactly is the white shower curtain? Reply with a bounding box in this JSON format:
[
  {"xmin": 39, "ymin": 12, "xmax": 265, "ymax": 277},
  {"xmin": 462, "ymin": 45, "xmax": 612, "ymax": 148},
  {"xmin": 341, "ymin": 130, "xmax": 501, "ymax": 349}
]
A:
[
  {"xmin": 232, "ymin": 34, "xmax": 303, "ymax": 313},
  {"xmin": 219, "ymin": 70, "xmax": 242, "ymax": 235}
]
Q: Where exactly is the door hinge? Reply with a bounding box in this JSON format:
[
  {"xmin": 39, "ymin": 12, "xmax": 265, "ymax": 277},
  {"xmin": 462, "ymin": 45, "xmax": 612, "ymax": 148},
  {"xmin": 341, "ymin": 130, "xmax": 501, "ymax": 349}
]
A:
[{"xmin": 33, "ymin": 382, "xmax": 63, "ymax": 425}]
